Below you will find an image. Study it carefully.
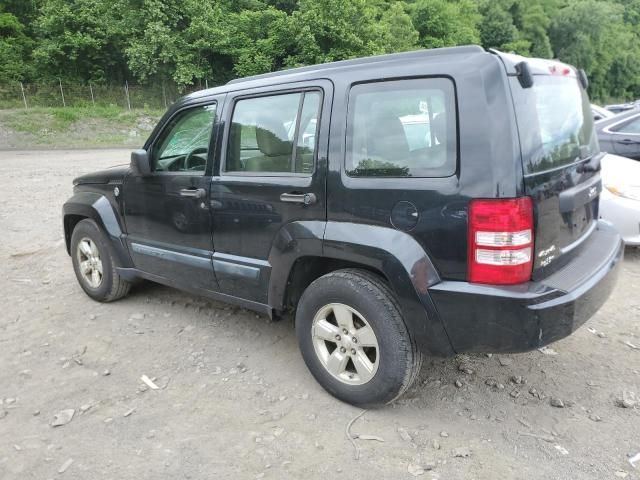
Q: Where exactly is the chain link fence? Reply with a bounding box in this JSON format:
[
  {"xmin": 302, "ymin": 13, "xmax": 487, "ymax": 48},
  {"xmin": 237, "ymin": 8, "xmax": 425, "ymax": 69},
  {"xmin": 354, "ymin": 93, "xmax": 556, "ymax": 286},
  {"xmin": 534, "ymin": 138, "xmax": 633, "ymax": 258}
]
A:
[{"xmin": 0, "ymin": 81, "xmax": 208, "ymax": 110}]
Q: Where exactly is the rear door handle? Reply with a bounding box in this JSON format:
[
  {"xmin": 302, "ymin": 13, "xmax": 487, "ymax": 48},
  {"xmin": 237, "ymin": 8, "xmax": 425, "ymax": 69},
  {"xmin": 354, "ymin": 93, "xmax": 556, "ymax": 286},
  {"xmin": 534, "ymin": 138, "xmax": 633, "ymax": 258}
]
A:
[
  {"xmin": 618, "ymin": 138, "xmax": 640, "ymax": 145},
  {"xmin": 180, "ymin": 188, "xmax": 206, "ymax": 198},
  {"xmin": 280, "ymin": 192, "xmax": 317, "ymax": 205}
]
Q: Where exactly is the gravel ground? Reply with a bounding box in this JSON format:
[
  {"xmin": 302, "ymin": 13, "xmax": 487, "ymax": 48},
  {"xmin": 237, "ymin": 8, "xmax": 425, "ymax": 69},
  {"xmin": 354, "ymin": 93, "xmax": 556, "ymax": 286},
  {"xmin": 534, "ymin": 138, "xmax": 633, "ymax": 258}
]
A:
[{"xmin": 1, "ymin": 149, "xmax": 639, "ymax": 480}]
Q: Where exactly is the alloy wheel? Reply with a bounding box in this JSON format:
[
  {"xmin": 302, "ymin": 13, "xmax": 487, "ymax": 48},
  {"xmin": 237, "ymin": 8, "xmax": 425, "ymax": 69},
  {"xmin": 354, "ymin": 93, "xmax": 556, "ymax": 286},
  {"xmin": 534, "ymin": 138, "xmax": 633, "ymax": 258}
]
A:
[
  {"xmin": 311, "ymin": 303, "xmax": 380, "ymax": 385},
  {"xmin": 76, "ymin": 237, "xmax": 103, "ymax": 288}
]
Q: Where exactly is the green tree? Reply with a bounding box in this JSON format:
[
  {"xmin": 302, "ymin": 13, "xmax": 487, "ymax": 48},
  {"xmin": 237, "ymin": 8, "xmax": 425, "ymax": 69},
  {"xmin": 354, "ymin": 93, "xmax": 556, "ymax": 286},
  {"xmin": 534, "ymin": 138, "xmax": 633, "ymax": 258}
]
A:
[
  {"xmin": 477, "ymin": 0, "xmax": 555, "ymax": 59},
  {"xmin": 550, "ymin": 0, "xmax": 640, "ymax": 100},
  {"xmin": 520, "ymin": 3, "xmax": 553, "ymax": 58},
  {"xmin": 223, "ymin": 7, "xmax": 295, "ymax": 77},
  {"xmin": 264, "ymin": 0, "xmax": 299, "ymax": 14},
  {"xmin": 163, "ymin": 1, "xmax": 296, "ymax": 84},
  {"xmin": 479, "ymin": 1, "xmax": 517, "ymax": 50},
  {"xmin": 3, "ymin": 0, "xmax": 638, "ymax": 102},
  {"xmin": 286, "ymin": 0, "xmax": 392, "ymax": 66},
  {"xmin": 124, "ymin": 0, "xmax": 187, "ymax": 84},
  {"xmin": 0, "ymin": 11, "xmax": 32, "ymax": 82},
  {"xmin": 0, "ymin": 0, "xmax": 41, "ymax": 27},
  {"xmin": 410, "ymin": 0, "xmax": 481, "ymax": 48},
  {"xmin": 31, "ymin": 0, "xmax": 131, "ymax": 82},
  {"xmin": 378, "ymin": 2, "xmax": 420, "ymax": 53}
]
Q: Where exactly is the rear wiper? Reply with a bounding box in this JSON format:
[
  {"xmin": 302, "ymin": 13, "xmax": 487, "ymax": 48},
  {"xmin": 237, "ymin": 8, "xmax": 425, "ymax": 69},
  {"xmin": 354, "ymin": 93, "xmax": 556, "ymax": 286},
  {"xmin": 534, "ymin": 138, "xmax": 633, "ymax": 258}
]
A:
[{"xmin": 577, "ymin": 154, "xmax": 600, "ymax": 173}]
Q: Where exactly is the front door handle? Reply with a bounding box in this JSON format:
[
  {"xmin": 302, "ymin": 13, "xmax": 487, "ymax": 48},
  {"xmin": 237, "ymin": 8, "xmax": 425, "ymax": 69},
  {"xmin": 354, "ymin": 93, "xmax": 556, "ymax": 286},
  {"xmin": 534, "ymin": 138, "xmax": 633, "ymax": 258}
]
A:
[
  {"xmin": 180, "ymin": 188, "xmax": 206, "ymax": 198},
  {"xmin": 617, "ymin": 138, "xmax": 639, "ymax": 145},
  {"xmin": 280, "ymin": 192, "xmax": 317, "ymax": 205}
]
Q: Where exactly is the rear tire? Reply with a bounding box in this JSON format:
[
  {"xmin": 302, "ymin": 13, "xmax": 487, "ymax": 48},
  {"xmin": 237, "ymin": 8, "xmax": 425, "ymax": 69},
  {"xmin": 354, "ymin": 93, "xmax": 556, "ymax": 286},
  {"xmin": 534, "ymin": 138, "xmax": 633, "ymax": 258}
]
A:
[
  {"xmin": 295, "ymin": 269, "xmax": 422, "ymax": 407},
  {"xmin": 70, "ymin": 219, "xmax": 131, "ymax": 302}
]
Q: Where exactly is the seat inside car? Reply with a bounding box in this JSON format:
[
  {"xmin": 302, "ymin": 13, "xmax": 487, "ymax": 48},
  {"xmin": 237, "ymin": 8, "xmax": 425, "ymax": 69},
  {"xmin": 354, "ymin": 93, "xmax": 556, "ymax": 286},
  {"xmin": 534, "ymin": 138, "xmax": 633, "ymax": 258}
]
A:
[
  {"xmin": 366, "ymin": 110, "xmax": 411, "ymax": 165},
  {"xmin": 244, "ymin": 115, "xmax": 293, "ymax": 172}
]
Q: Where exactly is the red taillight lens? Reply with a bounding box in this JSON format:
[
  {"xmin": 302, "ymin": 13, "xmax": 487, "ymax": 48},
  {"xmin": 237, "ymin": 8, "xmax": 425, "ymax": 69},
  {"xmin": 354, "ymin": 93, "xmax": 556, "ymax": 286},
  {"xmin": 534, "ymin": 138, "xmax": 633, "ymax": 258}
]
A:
[{"xmin": 468, "ymin": 197, "xmax": 534, "ymax": 285}]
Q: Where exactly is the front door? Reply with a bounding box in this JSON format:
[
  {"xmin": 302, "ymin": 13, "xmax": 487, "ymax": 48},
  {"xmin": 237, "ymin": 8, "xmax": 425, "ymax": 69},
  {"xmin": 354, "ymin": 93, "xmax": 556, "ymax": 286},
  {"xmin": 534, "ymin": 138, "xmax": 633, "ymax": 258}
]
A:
[
  {"xmin": 210, "ymin": 82, "xmax": 331, "ymax": 303},
  {"xmin": 123, "ymin": 98, "xmax": 222, "ymax": 292}
]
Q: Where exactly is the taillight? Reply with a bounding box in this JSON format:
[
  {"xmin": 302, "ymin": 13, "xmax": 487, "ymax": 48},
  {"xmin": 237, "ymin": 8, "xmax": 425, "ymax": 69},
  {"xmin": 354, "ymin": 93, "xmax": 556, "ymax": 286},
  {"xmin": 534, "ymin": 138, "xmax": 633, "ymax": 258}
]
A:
[{"xmin": 468, "ymin": 197, "xmax": 534, "ymax": 285}]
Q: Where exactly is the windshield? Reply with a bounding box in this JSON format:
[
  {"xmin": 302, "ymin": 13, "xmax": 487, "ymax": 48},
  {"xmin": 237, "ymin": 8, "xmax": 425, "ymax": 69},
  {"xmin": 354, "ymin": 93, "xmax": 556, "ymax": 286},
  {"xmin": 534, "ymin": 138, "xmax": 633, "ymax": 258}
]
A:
[{"xmin": 513, "ymin": 75, "xmax": 598, "ymax": 174}]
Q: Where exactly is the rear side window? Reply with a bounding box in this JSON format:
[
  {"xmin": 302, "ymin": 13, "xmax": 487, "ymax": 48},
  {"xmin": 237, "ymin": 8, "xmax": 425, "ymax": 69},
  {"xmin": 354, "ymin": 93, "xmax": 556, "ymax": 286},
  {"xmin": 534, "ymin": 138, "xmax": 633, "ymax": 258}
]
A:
[
  {"xmin": 346, "ymin": 78, "xmax": 457, "ymax": 177},
  {"xmin": 225, "ymin": 91, "xmax": 321, "ymax": 175}
]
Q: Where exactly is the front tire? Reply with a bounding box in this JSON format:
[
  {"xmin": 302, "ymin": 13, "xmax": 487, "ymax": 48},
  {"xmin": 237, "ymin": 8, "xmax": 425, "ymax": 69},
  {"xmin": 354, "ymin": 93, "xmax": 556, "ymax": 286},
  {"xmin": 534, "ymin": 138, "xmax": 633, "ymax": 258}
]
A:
[
  {"xmin": 70, "ymin": 219, "xmax": 131, "ymax": 302},
  {"xmin": 295, "ymin": 269, "xmax": 422, "ymax": 407}
]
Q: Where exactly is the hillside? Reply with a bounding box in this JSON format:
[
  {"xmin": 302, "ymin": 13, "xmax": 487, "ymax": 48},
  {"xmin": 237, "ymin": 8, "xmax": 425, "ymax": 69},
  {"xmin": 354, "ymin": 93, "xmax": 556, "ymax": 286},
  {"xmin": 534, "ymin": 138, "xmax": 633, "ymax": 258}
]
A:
[{"xmin": 0, "ymin": 107, "xmax": 162, "ymax": 149}]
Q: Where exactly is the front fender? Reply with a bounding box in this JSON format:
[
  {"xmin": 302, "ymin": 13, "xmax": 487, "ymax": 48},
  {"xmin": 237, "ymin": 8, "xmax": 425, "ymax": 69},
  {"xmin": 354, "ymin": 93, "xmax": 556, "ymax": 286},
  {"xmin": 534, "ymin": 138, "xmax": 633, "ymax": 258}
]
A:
[{"xmin": 62, "ymin": 191, "xmax": 133, "ymax": 268}]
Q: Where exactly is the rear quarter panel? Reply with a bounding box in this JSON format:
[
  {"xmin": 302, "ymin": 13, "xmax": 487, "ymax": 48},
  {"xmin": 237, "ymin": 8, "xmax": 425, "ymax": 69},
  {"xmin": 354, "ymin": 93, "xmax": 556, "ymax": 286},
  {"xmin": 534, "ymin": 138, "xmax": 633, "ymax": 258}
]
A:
[{"xmin": 326, "ymin": 52, "xmax": 522, "ymax": 281}]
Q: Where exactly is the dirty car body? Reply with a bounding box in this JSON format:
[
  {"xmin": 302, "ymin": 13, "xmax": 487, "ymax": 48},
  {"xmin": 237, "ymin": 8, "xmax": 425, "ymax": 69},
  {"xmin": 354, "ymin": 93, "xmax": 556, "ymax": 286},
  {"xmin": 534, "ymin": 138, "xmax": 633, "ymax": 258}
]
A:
[{"xmin": 63, "ymin": 46, "xmax": 623, "ymax": 406}]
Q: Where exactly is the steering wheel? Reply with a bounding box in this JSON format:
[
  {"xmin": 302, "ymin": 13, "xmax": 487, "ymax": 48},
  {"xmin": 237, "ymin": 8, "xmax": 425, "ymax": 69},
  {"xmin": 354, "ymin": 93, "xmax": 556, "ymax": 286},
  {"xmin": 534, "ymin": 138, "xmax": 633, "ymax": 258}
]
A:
[{"xmin": 184, "ymin": 147, "xmax": 208, "ymax": 171}]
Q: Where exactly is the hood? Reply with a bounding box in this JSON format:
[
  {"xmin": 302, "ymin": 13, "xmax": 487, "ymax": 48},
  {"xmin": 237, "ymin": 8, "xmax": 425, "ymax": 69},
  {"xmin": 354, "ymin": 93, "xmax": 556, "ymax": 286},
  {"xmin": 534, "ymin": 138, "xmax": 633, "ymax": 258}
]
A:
[{"xmin": 73, "ymin": 164, "xmax": 129, "ymax": 186}]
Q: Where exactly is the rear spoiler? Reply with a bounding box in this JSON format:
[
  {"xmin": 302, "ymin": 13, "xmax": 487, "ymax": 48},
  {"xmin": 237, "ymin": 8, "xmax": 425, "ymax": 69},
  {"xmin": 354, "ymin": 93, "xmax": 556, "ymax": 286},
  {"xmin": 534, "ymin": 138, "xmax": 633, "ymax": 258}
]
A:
[{"xmin": 489, "ymin": 49, "xmax": 589, "ymax": 90}]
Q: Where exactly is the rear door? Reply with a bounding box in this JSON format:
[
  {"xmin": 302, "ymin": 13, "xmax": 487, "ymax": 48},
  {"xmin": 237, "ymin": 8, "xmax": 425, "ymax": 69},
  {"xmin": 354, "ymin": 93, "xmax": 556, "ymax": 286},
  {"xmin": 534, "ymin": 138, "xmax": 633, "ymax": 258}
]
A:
[
  {"xmin": 210, "ymin": 81, "xmax": 331, "ymax": 303},
  {"xmin": 509, "ymin": 69, "xmax": 602, "ymax": 277}
]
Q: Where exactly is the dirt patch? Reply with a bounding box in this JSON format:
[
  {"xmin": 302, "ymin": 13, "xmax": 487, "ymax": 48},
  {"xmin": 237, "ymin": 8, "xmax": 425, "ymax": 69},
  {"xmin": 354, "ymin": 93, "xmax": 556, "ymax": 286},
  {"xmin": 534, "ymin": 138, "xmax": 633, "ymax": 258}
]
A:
[{"xmin": 0, "ymin": 150, "xmax": 639, "ymax": 479}]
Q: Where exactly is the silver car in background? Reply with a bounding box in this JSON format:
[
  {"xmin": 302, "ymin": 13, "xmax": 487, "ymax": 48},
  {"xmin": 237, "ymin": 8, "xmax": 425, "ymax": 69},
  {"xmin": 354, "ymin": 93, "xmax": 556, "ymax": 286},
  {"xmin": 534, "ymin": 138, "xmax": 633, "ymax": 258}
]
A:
[
  {"xmin": 592, "ymin": 104, "xmax": 615, "ymax": 121},
  {"xmin": 600, "ymin": 153, "xmax": 640, "ymax": 246},
  {"xmin": 596, "ymin": 109, "xmax": 640, "ymax": 161}
]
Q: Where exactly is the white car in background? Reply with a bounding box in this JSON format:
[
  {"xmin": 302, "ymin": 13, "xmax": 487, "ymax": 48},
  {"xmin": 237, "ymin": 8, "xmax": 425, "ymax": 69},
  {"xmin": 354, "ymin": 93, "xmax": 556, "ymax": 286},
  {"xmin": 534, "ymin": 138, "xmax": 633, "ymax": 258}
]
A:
[{"xmin": 600, "ymin": 153, "xmax": 640, "ymax": 246}]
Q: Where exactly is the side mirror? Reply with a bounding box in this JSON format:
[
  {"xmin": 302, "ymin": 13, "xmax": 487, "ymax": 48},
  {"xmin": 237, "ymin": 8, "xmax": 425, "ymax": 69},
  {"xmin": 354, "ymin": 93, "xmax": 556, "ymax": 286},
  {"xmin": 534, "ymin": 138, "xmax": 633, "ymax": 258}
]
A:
[{"xmin": 130, "ymin": 149, "xmax": 151, "ymax": 177}]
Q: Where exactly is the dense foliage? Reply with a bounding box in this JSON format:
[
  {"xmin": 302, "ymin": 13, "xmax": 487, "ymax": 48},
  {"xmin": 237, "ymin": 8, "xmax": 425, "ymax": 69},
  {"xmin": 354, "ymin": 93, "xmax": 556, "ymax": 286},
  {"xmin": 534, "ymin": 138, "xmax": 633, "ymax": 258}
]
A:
[{"xmin": 1, "ymin": 0, "xmax": 639, "ymax": 101}]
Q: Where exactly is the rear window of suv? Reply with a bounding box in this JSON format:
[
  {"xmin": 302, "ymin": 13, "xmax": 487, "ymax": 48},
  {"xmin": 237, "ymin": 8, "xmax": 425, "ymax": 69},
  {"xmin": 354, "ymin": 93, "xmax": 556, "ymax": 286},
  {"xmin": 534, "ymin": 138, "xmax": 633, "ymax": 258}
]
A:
[
  {"xmin": 513, "ymin": 75, "xmax": 598, "ymax": 174},
  {"xmin": 345, "ymin": 78, "xmax": 457, "ymax": 177}
]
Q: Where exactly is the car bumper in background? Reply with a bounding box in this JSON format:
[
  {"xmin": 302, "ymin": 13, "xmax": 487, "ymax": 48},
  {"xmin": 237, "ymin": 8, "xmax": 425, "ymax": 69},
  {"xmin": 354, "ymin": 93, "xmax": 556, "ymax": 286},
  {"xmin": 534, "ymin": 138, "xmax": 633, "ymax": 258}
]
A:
[
  {"xmin": 428, "ymin": 221, "xmax": 624, "ymax": 354},
  {"xmin": 600, "ymin": 189, "xmax": 640, "ymax": 245}
]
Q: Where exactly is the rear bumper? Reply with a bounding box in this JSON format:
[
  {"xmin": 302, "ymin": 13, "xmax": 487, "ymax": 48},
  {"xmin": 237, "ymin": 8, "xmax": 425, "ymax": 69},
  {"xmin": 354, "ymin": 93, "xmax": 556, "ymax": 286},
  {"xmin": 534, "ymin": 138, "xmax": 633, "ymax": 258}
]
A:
[{"xmin": 429, "ymin": 221, "xmax": 624, "ymax": 354}]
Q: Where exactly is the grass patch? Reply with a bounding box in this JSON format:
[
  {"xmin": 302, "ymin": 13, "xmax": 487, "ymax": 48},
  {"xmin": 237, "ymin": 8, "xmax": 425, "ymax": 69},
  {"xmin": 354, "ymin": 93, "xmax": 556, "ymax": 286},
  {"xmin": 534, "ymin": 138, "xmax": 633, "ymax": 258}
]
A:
[
  {"xmin": 51, "ymin": 108, "xmax": 80, "ymax": 126},
  {"xmin": 0, "ymin": 106, "xmax": 164, "ymax": 148}
]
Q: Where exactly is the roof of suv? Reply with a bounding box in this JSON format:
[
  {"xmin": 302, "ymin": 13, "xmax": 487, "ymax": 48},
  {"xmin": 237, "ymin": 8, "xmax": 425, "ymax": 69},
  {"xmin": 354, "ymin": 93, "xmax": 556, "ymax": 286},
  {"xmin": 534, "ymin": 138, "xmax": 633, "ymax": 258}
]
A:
[
  {"xmin": 181, "ymin": 45, "xmax": 487, "ymax": 102},
  {"xmin": 178, "ymin": 46, "xmax": 581, "ymax": 108},
  {"xmin": 226, "ymin": 45, "xmax": 485, "ymax": 85}
]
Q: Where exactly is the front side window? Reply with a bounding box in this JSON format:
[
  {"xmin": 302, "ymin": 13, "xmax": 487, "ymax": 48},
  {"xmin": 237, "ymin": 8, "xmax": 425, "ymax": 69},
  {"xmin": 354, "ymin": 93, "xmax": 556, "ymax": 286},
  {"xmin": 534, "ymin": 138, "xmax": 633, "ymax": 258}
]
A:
[
  {"xmin": 346, "ymin": 78, "xmax": 457, "ymax": 177},
  {"xmin": 225, "ymin": 91, "xmax": 321, "ymax": 175},
  {"xmin": 152, "ymin": 104, "xmax": 217, "ymax": 173}
]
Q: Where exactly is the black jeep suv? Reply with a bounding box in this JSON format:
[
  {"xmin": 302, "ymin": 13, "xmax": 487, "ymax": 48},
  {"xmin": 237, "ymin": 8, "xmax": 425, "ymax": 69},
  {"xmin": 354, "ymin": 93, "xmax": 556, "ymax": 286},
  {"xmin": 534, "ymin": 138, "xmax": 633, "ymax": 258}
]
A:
[{"xmin": 63, "ymin": 46, "xmax": 623, "ymax": 407}]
